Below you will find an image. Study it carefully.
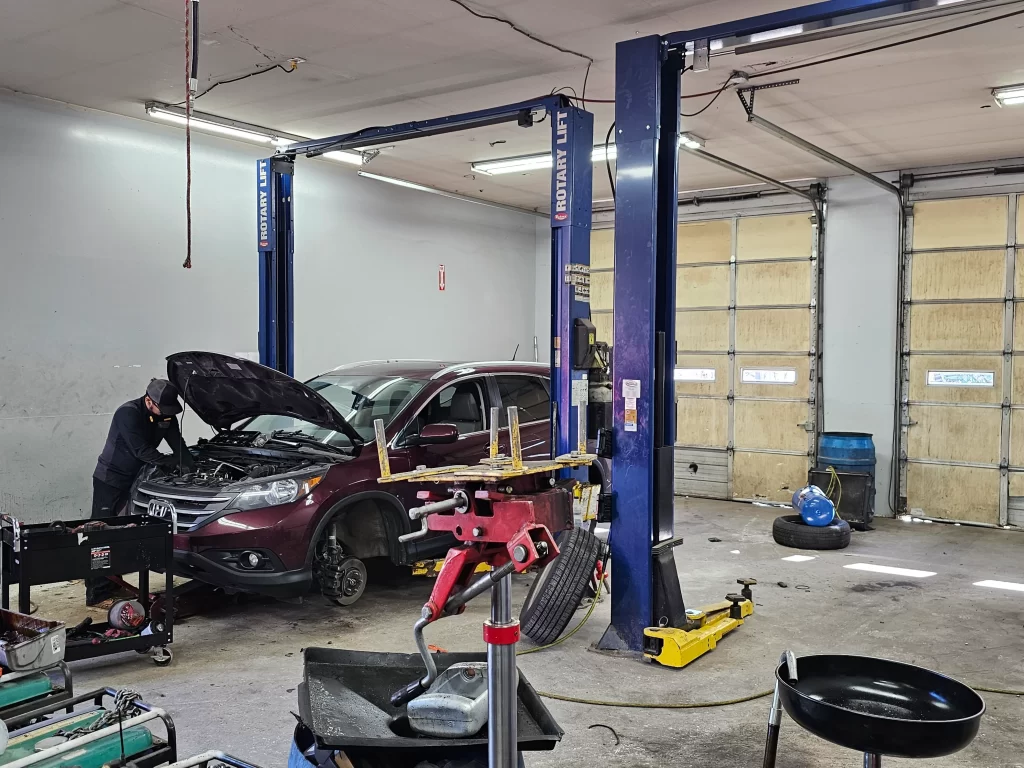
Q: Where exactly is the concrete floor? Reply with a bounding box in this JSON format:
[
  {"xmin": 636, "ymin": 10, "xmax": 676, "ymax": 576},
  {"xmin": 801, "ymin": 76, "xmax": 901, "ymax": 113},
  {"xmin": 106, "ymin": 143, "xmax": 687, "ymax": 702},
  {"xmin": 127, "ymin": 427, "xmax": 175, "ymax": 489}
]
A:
[{"xmin": 33, "ymin": 498, "xmax": 1024, "ymax": 767}]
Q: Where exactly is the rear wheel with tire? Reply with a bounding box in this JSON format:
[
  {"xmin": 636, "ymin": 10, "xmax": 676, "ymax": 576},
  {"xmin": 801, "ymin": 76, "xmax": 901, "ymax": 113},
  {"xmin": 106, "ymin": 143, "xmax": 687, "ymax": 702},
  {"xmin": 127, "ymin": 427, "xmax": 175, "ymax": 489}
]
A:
[
  {"xmin": 520, "ymin": 527, "xmax": 602, "ymax": 645},
  {"xmin": 772, "ymin": 514, "xmax": 851, "ymax": 550}
]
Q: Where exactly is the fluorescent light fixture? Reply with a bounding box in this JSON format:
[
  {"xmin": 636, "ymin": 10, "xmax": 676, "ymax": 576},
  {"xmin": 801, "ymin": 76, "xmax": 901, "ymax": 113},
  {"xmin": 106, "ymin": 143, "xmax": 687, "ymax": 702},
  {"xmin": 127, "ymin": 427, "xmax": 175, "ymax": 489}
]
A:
[
  {"xmin": 680, "ymin": 132, "xmax": 705, "ymax": 150},
  {"xmin": 146, "ymin": 104, "xmax": 364, "ymax": 163},
  {"xmin": 974, "ymin": 579, "xmax": 1024, "ymax": 592},
  {"xmin": 358, "ymin": 171, "xmax": 433, "ymax": 192},
  {"xmin": 146, "ymin": 105, "xmax": 284, "ymax": 145},
  {"xmin": 322, "ymin": 150, "xmax": 364, "ymax": 166},
  {"xmin": 993, "ymin": 84, "xmax": 1024, "ymax": 107},
  {"xmin": 748, "ymin": 24, "xmax": 804, "ymax": 44},
  {"xmin": 474, "ymin": 134, "xmax": 706, "ymax": 176},
  {"xmin": 936, "ymin": 0, "xmax": 966, "ymax": 4},
  {"xmin": 844, "ymin": 563, "xmax": 936, "ymax": 578},
  {"xmin": 782, "ymin": 555, "xmax": 816, "ymax": 562}
]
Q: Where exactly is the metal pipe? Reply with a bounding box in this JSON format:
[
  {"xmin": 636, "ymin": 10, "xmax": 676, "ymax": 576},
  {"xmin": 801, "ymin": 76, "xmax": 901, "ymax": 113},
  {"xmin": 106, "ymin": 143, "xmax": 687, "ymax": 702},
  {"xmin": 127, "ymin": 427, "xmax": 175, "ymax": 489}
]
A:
[
  {"xmin": 864, "ymin": 754, "xmax": 882, "ymax": 768},
  {"xmin": 684, "ymin": 146, "xmax": 821, "ymax": 214},
  {"xmin": 744, "ymin": 110, "xmax": 899, "ymax": 200},
  {"xmin": 409, "ymin": 490, "xmax": 469, "ymax": 520},
  {"xmin": 3, "ymin": 709, "xmax": 167, "ymax": 768},
  {"xmin": 488, "ymin": 574, "xmax": 517, "ymax": 768},
  {"xmin": 444, "ymin": 561, "xmax": 517, "ymax": 614}
]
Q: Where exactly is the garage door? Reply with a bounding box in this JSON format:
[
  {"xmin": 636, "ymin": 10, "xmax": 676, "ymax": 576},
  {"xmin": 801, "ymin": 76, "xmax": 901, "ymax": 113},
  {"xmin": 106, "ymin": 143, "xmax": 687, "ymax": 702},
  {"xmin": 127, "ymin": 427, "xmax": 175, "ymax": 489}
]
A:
[
  {"xmin": 590, "ymin": 208, "xmax": 821, "ymax": 502},
  {"xmin": 902, "ymin": 194, "xmax": 1022, "ymax": 525}
]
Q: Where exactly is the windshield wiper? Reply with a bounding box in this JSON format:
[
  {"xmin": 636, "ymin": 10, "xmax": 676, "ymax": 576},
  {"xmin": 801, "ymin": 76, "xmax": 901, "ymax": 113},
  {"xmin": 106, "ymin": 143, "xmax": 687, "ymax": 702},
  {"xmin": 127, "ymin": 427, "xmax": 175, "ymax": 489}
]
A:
[{"xmin": 269, "ymin": 430, "xmax": 350, "ymax": 456}]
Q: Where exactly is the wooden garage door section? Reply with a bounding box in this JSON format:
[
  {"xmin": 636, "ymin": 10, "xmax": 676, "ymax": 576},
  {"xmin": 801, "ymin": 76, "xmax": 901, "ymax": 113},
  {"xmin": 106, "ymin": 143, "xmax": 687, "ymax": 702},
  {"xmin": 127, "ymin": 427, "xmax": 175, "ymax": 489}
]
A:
[
  {"xmin": 903, "ymin": 195, "xmax": 1019, "ymax": 525},
  {"xmin": 591, "ymin": 210, "xmax": 818, "ymax": 502}
]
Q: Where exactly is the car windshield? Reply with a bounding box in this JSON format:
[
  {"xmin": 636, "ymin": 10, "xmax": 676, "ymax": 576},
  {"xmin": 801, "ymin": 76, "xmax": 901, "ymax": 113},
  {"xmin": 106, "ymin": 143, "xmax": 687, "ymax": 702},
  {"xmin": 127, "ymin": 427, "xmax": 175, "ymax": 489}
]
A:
[{"xmin": 243, "ymin": 374, "xmax": 427, "ymax": 447}]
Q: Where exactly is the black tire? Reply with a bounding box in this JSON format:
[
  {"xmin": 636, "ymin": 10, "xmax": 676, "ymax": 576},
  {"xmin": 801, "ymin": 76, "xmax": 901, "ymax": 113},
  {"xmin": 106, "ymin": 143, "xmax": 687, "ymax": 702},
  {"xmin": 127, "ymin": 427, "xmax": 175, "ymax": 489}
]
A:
[
  {"xmin": 772, "ymin": 514, "xmax": 851, "ymax": 550},
  {"xmin": 520, "ymin": 527, "xmax": 602, "ymax": 645}
]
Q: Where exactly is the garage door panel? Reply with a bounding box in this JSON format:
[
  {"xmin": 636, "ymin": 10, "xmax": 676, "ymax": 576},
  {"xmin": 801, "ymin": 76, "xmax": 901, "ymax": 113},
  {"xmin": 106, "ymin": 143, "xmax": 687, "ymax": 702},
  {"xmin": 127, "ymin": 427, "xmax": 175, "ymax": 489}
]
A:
[
  {"xmin": 906, "ymin": 463, "xmax": 999, "ymax": 524},
  {"xmin": 591, "ymin": 229, "xmax": 614, "ymax": 270},
  {"xmin": 675, "ymin": 354, "xmax": 728, "ymax": 397},
  {"xmin": 677, "ymin": 310, "xmax": 729, "ymax": 351},
  {"xmin": 1014, "ymin": 250, "xmax": 1024, "ymax": 296},
  {"xmin": 592, "ymin": 312, "xmax": 612, "ymax": 346},
  {"xmin": 736, "ymin": 261, "xmax": 811, "ymax": 306},
  {"xmin": 909, "ymin": 303, "xmax": 1003, "ymax": 351},
  {"xmin": 590, "ymin": 271, "xmax": 614, "ymax": 311},
  {"xmin": 733, "ymin": 452, "xmax": 808, "ymax": 502},
  {"xmin": 735, "ymin": 354, "xmax": 809, "ymax": 399},
  {"xmin": 1011, "ymin": 306, "xmax": 1024, "ymax": 352},
  {"xmin": 677, "ymin": 265, "xmax": 729, "ymax": 308},
  {"xmin": 736, "ymin": 308, "xmax": 810, "ymax": 352},
  {"xmin": 677, "ymin": 219, "xmax": 731, "ymax": 263},
  {"xmin": 676, "ymin": 398, "xmax": 727, "ymax": 447},
  {"xmin": 734, "ymin": 400, "xmax": 808, "ymax": 452},
  {"xmin": 912, "ymin": 197, "xmax": 1008, "ymax": 249},
  {"xmin": 911, "ymin": 250, "xmax": 1005, "ymax": 300},
  {"xmin": 1010, "ymin": 409, "xmax": 1024, "ymax": 466},
  {"xmin": 737, "ymin": 214, "xmax": 812, "ymax": 260},
  {"xmin": 908, "ymin": 355, "xmax": 1001, "ymax": 404},
  {"xmin": 675, "ymin": 447, "xmax": 728, "ymax": 499},
  {"xmin": 907, "ymin": 405, "xmax": 1001, "ymax": 464}
]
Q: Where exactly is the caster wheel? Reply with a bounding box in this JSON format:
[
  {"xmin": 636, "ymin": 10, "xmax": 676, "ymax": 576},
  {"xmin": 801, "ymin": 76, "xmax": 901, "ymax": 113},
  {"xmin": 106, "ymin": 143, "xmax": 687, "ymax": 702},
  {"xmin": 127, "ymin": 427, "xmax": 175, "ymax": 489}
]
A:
[{"xmin": 151, "ymin": 646, "xmax": 173, "ymax": 666}]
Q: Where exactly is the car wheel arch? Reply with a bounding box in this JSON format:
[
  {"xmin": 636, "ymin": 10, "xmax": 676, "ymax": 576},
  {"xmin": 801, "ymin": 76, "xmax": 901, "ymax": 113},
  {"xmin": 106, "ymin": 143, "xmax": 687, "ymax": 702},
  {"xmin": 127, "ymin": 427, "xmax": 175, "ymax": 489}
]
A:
[{"xmin": 306, "ymin": 490, "xmax": 411, "ymax": 567}]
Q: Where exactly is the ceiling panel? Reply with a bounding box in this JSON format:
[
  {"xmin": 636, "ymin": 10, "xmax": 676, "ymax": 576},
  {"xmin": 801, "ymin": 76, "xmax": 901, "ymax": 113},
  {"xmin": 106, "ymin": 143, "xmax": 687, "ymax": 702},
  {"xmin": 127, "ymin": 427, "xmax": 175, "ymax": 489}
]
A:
[{"xmin": 2, "ymin": 0, "xmax": 1024, "ymax": 208}]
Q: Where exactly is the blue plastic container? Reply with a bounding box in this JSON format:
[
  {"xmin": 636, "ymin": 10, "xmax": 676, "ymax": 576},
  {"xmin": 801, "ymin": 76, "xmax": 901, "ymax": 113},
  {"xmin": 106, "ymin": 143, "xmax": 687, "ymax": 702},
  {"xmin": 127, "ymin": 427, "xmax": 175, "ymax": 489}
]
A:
[
  {"xmin": 792, "ymin": 485, "xmax": 836, "ymax": 526},
  {"xmin": 817, "ymin": 432, "xmax": 876, "ymax": 476},
  {"xmin": 817, "ymin": 432, "xmax": 876, "ymax": 517}
]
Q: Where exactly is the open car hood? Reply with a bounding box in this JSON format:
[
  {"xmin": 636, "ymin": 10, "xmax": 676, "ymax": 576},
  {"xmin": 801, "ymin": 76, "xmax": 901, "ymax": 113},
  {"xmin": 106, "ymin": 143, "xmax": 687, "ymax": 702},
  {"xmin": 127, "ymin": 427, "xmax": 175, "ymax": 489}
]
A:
[{"xmin": 166, "ymin": 352, "xmax": 363, "ymax": 445}]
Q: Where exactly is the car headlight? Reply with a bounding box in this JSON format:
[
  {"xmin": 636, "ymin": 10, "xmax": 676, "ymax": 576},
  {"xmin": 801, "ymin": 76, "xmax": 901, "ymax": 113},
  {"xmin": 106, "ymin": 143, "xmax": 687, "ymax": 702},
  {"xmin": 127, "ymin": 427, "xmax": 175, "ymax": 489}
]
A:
[{"xmin": 229, "ymin": 475, "xmax": 323, "ymax": 511}]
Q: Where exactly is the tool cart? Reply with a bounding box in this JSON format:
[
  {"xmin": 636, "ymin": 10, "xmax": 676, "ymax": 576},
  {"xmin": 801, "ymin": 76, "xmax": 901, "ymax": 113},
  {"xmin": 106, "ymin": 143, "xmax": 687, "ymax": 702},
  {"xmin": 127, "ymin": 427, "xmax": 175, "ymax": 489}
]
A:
[{"xmin": 0, "ymin": 515, "xmax": 174, "ymax": 665}]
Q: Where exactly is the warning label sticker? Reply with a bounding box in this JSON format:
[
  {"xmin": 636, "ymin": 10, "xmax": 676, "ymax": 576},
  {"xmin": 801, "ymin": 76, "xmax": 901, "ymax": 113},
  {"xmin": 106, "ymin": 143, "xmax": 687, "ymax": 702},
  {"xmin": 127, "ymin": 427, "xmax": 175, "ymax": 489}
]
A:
[{"xmin": 90, "ymin": 546, "xmax": 111, "ymax": 571}]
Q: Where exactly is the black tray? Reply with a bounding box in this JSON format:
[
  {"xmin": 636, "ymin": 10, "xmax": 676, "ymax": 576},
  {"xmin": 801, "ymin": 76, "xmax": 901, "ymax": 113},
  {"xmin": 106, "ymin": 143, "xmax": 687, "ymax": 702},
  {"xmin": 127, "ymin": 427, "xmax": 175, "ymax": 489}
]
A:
[{"xmin": 299, "ymin": 648, "xmax": 562, "ymax": 755}]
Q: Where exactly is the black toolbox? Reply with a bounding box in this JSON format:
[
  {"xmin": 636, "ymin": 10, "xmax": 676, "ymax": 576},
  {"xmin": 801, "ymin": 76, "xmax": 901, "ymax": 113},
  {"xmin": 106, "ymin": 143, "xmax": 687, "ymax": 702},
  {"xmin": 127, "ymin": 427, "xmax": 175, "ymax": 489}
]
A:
[{"xmin": 0, "ymin": 515, "xmax": 174, "ymax": 663}]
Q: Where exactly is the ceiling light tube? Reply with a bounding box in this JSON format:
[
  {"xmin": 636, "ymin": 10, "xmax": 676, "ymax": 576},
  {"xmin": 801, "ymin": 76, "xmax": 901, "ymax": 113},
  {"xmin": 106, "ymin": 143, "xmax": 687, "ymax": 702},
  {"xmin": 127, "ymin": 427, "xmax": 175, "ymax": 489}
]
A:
[
  {"xmin": 146, "ymin": 105, "xmax": 281, "ymax": 144},
  {"xmin": 145, "ymin": 103, "xmax": 364, "ymax": 164},
  {"xmin": 747, "ymin": 24, "xmax": 804, "ymax": 44},
  {"xmin": 357, "ymin": 171, "xmax": 541, "ymax": 216},
  {"xmin": 474, "ymin": 134, "xmax": 706, "ymax": 176},
  {"xmin": 993, "ymin": 84, "xmax": 1024, "ymax": 106}
]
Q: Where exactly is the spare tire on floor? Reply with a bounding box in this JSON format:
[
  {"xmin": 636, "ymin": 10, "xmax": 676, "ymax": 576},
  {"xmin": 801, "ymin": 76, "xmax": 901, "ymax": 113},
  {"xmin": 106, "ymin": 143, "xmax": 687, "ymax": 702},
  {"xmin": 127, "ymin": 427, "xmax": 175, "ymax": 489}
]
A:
[
  {"xmin": 520, "ymin": 527, "xmax": 602, "ymax": 646},
  {"xmin": 772, "ymin": 514, "xmax": 851, "ymax": 550}
]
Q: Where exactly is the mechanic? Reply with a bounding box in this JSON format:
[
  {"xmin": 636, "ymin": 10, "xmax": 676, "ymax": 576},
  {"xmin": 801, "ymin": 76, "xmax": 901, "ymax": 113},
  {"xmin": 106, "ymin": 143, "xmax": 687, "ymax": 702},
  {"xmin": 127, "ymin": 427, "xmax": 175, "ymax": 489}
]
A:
[{"xmin": 87, "ymin": 378, "xmax": 195, "ymax": 605}]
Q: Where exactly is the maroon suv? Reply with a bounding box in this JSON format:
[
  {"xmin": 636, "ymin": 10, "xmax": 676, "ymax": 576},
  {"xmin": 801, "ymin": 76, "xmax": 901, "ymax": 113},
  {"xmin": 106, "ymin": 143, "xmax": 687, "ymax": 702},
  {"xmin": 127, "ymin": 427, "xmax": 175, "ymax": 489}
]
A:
[{"xmin": 130, "ymin": 353, "xmax": 554, "ymax": 605}]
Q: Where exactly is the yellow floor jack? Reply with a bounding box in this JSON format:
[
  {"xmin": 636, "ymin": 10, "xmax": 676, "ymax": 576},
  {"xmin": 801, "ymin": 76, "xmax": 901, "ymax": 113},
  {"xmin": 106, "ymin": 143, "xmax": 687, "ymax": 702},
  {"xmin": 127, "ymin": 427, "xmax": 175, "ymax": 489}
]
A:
[{"xmin": 643, "ymin": 578, "xmax": 757, "ymax": 668}]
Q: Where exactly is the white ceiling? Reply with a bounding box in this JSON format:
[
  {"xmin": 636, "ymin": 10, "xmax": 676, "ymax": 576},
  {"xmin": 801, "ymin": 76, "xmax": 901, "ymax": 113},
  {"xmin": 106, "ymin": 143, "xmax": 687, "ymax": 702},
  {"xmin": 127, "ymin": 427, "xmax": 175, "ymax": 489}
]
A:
[{"xmin": 3, "ymin": 0, "xmax": 1024, "ymax": 209}]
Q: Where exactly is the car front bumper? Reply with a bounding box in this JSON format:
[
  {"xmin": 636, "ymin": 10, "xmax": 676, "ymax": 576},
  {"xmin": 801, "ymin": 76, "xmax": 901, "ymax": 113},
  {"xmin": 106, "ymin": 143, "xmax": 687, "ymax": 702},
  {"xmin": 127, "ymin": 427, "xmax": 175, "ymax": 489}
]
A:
[{"xmin": 171, "ymin": 549, "xmax": 312, "ymax": 599}]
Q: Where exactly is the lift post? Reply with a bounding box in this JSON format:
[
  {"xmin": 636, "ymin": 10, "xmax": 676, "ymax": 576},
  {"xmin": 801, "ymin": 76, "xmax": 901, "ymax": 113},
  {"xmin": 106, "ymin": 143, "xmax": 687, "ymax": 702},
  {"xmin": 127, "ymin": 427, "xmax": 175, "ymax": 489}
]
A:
[
  {"xmin": 256, "ymin": 156, "xmax": 295, "ymax": 375},
  {"xmin": 607, "ymin": 0, "xmax": 937, "ymax": 653}
]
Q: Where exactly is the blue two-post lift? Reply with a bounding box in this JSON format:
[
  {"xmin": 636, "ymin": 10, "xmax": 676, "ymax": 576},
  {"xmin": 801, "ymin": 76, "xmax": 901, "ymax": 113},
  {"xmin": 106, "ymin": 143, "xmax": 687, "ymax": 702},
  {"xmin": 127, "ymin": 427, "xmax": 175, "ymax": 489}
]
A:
[
  {"xmin": 606, "ymin": 0, "xmax": 930, "ymax": 652},
  {"xmin": 256, "ymin": 93, "xmax": 594, "ymax": 492}
]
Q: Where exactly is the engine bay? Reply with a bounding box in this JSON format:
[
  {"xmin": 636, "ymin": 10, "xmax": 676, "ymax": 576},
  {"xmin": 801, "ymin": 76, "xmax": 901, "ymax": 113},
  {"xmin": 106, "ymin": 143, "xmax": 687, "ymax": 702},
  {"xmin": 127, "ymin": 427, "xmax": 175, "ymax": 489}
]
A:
[{"xmin": 152, "ymin": 453, "xmax": 318, "ymax": 488}]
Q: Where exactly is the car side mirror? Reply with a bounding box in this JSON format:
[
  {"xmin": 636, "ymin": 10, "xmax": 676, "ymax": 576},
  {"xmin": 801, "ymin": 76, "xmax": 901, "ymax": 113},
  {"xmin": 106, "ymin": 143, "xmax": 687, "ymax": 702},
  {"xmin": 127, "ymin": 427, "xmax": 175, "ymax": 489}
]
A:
[{"xmin": 409, "ymin": 423, "xmax": 459, "ymax": 446}]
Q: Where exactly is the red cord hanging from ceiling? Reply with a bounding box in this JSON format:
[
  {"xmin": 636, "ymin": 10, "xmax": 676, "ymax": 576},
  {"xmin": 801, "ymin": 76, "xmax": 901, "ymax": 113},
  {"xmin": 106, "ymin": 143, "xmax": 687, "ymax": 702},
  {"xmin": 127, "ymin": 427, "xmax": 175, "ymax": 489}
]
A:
[{"xmin": 182, "ymin": 0, "xmax": 193, "ymax": 269}]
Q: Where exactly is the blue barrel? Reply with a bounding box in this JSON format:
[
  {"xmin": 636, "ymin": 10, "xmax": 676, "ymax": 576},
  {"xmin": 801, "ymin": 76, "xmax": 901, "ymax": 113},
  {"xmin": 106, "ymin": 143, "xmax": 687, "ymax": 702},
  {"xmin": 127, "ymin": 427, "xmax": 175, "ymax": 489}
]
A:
[{"xmin": 817, "ymin": 432, "xmax": 876, "ymax": 477}]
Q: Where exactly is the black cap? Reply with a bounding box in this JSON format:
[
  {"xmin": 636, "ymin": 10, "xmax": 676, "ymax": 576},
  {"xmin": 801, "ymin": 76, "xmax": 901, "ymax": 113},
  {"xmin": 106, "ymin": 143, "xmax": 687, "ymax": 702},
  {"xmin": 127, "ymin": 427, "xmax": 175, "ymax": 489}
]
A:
[{"xmin": 146, "ymin": 379, "xmax": 183, "ymax": 415}]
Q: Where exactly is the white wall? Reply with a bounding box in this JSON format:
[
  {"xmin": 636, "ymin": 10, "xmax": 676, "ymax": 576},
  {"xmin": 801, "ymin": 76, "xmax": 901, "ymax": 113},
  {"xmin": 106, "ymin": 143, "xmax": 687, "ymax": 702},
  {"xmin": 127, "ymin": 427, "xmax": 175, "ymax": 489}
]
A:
[
  {"xmin": 821, "ymin": 175, "xmax": 901, "ymax": 516},
  {"xmin": 0, "ymin": 92, "xmax": 538, "ymax": 522}
]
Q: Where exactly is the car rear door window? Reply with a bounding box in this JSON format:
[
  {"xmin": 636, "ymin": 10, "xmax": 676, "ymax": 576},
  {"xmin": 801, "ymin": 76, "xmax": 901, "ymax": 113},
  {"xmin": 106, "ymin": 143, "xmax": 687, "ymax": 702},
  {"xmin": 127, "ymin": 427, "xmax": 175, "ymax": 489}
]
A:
[
  {"xmin": 415, "ymin": 379, "xmax": 487, "ymax": 435},
  {"xmin": 496, "ymin": 376, "xmax": 550, "ymax": 424}
]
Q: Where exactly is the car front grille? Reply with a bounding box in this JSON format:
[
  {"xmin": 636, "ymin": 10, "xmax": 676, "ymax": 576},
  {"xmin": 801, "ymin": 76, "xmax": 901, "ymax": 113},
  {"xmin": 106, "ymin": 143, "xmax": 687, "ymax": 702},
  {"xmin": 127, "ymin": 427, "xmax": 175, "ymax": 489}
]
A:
[{"xmin": 133, "ymin": 485, "xmax": 234, "ymax": 530}]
